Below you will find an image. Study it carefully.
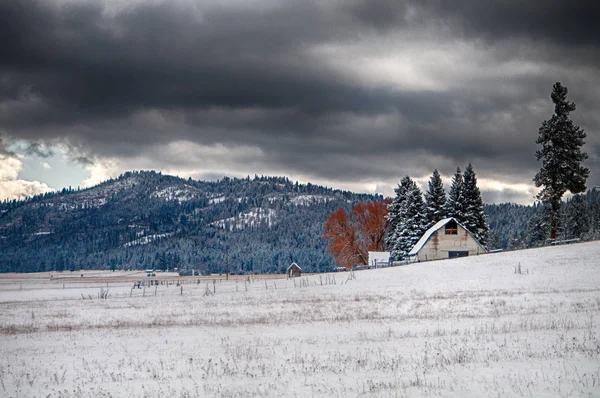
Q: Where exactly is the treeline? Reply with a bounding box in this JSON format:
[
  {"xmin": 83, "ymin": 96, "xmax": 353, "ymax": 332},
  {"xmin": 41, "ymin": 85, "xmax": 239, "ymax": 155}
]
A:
[{"xmin": 486, "ymin": 190, "xmax": 600, "ymax": 250}]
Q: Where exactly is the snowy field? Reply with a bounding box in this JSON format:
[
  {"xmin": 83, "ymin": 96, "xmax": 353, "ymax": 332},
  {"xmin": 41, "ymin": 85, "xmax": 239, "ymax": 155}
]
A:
[{"xmin": 1, "ymin": 242, "xmax": 600, "ymax": 397}]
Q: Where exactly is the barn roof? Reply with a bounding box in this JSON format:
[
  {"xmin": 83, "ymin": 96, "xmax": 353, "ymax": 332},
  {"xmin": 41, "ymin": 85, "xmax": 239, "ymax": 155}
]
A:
[
  {"xmin": 408, "ymin": 217, "xmax": 484, "ymax": 256},
  {"xmin": 287, "ymin": 262, "xmax": 301, "ymax": 271}
]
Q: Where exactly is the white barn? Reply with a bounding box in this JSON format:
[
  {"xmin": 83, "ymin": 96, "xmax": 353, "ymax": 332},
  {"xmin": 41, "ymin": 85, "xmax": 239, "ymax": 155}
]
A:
[{"xmin": 408, "ymin": 218, "xmax": 486, "ymax": 261}]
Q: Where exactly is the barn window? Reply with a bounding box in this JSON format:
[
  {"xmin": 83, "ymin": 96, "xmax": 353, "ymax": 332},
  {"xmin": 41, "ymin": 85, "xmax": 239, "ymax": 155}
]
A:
[{"xmin": 445, "ymin": 220, "xmax": 458, "ymax": 235}]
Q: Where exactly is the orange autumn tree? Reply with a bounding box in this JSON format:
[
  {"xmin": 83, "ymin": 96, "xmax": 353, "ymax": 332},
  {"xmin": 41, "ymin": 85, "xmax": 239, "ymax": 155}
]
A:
[{"xmin": 323, "ymin": 200, "xmax": 389, "ymax": 268}]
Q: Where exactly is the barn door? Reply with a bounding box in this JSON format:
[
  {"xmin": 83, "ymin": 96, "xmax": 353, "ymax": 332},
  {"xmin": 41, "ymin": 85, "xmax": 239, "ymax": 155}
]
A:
[{"xmin": 448, "ymin": 251, "xmax": 468, "ymax": 259}]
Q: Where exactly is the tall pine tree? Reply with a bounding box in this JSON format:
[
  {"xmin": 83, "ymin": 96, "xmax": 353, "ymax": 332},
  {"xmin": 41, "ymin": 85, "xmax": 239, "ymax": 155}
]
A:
[
  {"xmin": 424, "ymin": 169, "xmax": 446, "ymax": 229},
  {"xmin": 389, "ymin": 177, "xmax": 426, "ymax": 260},
  {"xmin": 534, "ymin": 82, "xmax": 589, "ymax": 241},
  {"xmin": 385, "ymin": 178, "xmax": 411, "ymax": 249},
  {"xmin": 444, "ymin": 167, "xmax": 464, "ymax": 222},
  {"xmin": 462, "ymin": 164, "xmax": 489, "ymax": 246}
]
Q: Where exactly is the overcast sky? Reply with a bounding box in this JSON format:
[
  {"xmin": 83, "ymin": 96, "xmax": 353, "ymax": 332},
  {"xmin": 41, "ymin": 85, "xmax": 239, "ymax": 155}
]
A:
[{"xmin": 1, "ymin": 0, "xmax": 599, "ymax": 204}]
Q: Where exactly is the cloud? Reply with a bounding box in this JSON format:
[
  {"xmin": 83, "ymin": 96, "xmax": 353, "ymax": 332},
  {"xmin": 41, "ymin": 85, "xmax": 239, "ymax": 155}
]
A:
[
  {"xmin": 0, "ymin": 155, "xmax": 54, "ymax": 201},
  {"xmin": 1, "ymin": 0, "xmax": 599, "ymax": 204}
]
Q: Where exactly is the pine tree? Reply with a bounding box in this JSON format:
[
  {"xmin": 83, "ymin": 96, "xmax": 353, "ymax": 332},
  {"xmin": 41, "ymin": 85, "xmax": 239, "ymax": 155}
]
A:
[
  {"xmin": 525, "ymin": 204, "xmax": 552, "ymax": 248},
  {"xmin": 534, "ymin": 82, "xmax": 589, "ymax": 241},
  {"xmin": 424, "ymin": 169, "xmax": 446, "ymax": 229},
  {"xmin": 444, "ymin": 168, "xmax": 464, "ymax": 222},
  {"xmin": 389, "ymin": 177, "xmax": 426, "ymax": 260},
  {"xmin": 462, "ymin": 164, "xmax": 489, "ymax": 246},
  {"xmin": 562, "ymin": 194, "xmax": 590, "ymax": 240},
  {"xmin": 385, "ymin": 177, "xmax": 411, "ymax": 249}
]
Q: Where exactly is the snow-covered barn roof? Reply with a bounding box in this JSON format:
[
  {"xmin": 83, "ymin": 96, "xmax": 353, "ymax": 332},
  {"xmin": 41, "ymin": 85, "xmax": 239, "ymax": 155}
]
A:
[
  {"xmin": 287, "ymin": 262, "xmax": 301, "ymax": 271},
  {"xmin": 408, "ymin": 217, "xmax": 483, "ymax": 256}
]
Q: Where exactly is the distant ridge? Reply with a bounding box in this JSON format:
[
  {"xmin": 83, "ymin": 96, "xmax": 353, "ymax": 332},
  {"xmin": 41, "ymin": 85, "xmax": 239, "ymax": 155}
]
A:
[{"xmin": 0, "ymin": 171, "xmax": 377, "ymax": 273}]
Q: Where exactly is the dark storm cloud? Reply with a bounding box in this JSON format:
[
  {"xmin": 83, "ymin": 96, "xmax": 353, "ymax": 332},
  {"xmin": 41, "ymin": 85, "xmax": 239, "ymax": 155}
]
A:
[
  {"xmin": 1, "ymin": 0, "xmax": 599, "ymax": 201},
  {"xmin": 350, "ymin": 0, "xmax": 600, "ymax": 48}
]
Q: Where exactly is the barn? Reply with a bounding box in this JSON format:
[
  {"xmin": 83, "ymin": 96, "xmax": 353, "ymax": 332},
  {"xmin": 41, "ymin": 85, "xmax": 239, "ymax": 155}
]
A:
[
  {"xmin": 286, "ymin": 262, "xmax": 302, "ymax": 278},
  {"xmin": 408, "ymin": 217, "xmax": 486, "ymax": 261}
]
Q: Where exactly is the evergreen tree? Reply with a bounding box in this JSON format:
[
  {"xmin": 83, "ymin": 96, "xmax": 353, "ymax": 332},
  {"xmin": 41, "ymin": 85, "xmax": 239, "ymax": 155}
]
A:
[
  {"xmin": 534, "ymin": 82, "xmax": 589, "ymax": 241},
  {"xmin": 590, "ymin": 188, "xmax": 600, "ymax": 240},
  {"xmin": 462, "ymin": 164, "xmax": 489, "ymax": 246},
  {"xmin": 385, "ymin": 177, "xmax": 411, "ymax": 249},
  {"xmin": 424, "ymin": 169, "xmax": 446, "ymax": 229},
  {"xmin": 525, "ymin": 204, "xmax": 552, "ymax": 248},
  {"xmin": 444, "ymin": 167, "xmax": 464, "ymax": 222},
  {"xmin": 389, "ymin": 177, "xmax": 426, "ymax": 260},
  {"xmin": 562, "ymin": 194, "xmax": 590, "ymax": 240}
]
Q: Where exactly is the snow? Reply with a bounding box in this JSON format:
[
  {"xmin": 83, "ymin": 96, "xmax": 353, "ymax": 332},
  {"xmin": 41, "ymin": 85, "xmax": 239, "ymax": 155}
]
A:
[
  {"xmin": 123, "ymin": 232, "xmax": 174, "ymax": 247},
  {"xmin": 1, "ymin": 241, "xmax": 600, "ymax": 397},
  {"xmin": 208, "ymin": 195, "xmax": 225, "ymax": 204},
  {"xmin": 211, "ymin": 208, "xmax": 277, "ymax": 231},
  {"xmin": 289, "ymin": 194, "xmax": 335, "ymax": 206},
  {"xmin": 152, "ymin": 185, "xmax": 200, "ymax": 202}
]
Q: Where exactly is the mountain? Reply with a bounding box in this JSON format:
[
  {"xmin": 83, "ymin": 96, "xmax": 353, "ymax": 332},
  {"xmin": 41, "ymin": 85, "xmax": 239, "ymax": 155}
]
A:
[{"xmin": 0, "ymin": 171, "xmax": 376, "ymax": 273}]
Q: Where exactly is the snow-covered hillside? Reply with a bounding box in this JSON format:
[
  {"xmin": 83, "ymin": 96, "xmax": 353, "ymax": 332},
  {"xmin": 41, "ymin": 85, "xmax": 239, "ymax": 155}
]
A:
[
  {"xmin": 0, "ymin": 241, "xmax": 599, "ymax": 397},
  {"xmin": 151, "ymin": 185, "xmax": 203, "ymax": 202},
  {"xmin": 211, "ymin": 208, "xmax": 277, "ymax": 231},
  {"xmin": 123, "ymin": 232, "xmax": 174, "ymax": 247},
  {"xmin": 289, "ymin": 194, "xmax": 336, "ymax": 206}
]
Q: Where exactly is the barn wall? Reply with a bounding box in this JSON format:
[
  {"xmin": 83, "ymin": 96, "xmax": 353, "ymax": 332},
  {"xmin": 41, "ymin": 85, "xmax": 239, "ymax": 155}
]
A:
[{"xmin": 416, "ymin": 225, "xmax": 485, "ymax": 261}]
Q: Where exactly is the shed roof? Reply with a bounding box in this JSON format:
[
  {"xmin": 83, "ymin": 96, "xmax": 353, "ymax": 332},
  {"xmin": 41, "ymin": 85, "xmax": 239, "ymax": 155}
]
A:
[
  {"xmin": 408, "ymin": 217, "xmax": 484, "ymax": 256},
  {"xmin": 287, "ymin": 262, "xmax": 302, "ymax": 271}
]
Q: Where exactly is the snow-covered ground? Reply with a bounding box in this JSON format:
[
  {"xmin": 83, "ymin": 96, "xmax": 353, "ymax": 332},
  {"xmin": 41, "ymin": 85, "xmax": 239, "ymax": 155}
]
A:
[
  {"xmin": 151, "ymin": 185, "xmax": 202, "ymax": 202},
  {"xmin": 1, "ymin": 242, "xmax": 599, "ymax": 397},
  {"xmin": 211, "ymin": 208, "xmax": 277, "ymax": 231},
  {"xmin": 123, "ymin": 233, "xmax": 174, "ymax": 247},
  {"xmin": 289, "ymin": 194, "xmax": 336, "ymax": 206}
]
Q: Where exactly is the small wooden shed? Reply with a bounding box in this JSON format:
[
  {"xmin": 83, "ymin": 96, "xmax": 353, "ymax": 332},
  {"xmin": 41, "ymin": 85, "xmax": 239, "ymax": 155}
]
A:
[
  {"xmin": 287, "ymin": 262, "xmax": 302, "ymax": 278},
  {"xmin": 408, "ymin": 217, "xmax": 486, "ymax": 261}
]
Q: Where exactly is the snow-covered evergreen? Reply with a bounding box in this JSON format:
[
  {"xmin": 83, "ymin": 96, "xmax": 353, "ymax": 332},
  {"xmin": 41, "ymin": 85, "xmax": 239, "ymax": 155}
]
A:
[
  {"xmin": 562, "ymin": 194, "xmax": 590, "ymax": 240},
  {"xmin": 385, "ymin": 177, "xmax": 411, "ymax": 249},
  {"xmin": 424, "ymin": 169, "xmax": 446, "ymax": 230},
  {"xmin": 388, "ymin": 176, "xmax": 426, "ymax": 260},
  {"xmin": 525, "ymin": 204, "xmax": 552, "ymax": 248},
  {"xmin": 462, "ymin": 164, "xmax": 489, "ymax": 246},
  {"xmin": 533, "ymin": 82, "xmax": 589, "ymax": 240},
  {"xmin": 444, "ymin": 168, "xmax": 464, "ymax": 221}
]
